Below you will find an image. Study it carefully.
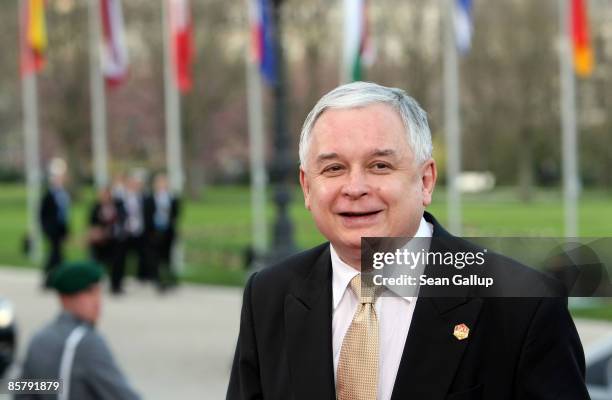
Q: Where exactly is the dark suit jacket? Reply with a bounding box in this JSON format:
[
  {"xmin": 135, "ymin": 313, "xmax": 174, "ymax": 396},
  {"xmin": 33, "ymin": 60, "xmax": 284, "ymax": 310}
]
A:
[
  {"xmin": 227, "ymin": 212, "xmax": 590, "ymax": 400},
  {"xmin": 39, "ymin": 188, "xmax": 69, "ymax": 240},
  {"xmin": 143, "ymin": 193, "xmax": 180, "ymax": 239},
  {"xmin": 89, "ymin": 199, "xmax": 127, "ymax": 242}
]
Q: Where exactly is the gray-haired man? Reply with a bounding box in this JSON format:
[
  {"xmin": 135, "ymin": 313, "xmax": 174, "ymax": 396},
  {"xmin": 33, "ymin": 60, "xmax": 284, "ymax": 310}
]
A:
[{"xmin": 227, "ymin": 82, "xmax": 589, "ymax": 399}]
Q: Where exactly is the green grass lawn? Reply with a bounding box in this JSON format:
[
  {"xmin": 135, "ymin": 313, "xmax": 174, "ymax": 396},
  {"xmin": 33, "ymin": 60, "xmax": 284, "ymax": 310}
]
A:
[
  {"xmin": 1, "ymin": 184, "xmax": 612, "ymax": 320},
  {"xmin": 1, "ymin": 184, "xmax": 611, "ymax": 294},
  {"xmin": 572, "ymin": 302, "xmax": 612, "ymax": 320}
]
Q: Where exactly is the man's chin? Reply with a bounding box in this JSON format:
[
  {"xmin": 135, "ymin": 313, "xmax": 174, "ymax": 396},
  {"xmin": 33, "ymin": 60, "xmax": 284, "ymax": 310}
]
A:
[
  {"xmin": 337, "ymin": 237, "xmax": 368, "ymax": 254},
  {"xmin": 331, "ymin": 228, "xmax": 388, "ymax": 252}
]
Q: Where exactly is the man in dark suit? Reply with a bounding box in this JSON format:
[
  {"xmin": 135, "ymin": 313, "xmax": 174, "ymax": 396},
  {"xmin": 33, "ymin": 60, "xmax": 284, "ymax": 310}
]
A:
[
  {"xmin": 39, "ymin": 165, "xmax": 70, "ymax": 284},
  {"xmin": 121, "ymin": 171, "xmax": 149, "ymax": 282},
  {"xmin": 144, "ymin": 173, "xmax": 180, "ymax": 289},
  {"xmin": 227, "ymin": 82, "xmax": 590, "ymax": 399}
]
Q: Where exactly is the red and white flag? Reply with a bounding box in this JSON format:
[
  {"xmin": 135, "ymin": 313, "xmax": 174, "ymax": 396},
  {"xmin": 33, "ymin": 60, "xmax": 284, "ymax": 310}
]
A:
[
  {"xmin": 168, "ymin": 0, "xmax": 194, "ymax": 93},
  {"xmin": 100, "ymin": 0, "xmax": 129, "ymax": 86}
]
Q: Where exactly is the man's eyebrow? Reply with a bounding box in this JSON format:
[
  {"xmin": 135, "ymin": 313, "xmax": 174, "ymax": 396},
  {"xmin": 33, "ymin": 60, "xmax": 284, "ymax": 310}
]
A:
[
  {"xmin": 315, "ymin": 152, "xmax": 339, "ymax": 164},
  {"xmin": 370, "ymin": 149, "xmax": 397, "ymax": 158}
]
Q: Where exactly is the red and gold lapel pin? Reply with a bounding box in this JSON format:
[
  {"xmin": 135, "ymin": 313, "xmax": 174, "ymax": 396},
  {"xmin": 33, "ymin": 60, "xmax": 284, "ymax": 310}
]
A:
[{"xmin": 453, "ymin": 323, "xmax": 470, "ymax": 341}]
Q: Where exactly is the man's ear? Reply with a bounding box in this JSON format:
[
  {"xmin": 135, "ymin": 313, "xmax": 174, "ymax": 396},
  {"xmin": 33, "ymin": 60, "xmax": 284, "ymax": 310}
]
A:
[
  {"xmin": 421, "ymin": 159, "xmax": 437, "ymax": 207},
  {"xmin": 299, "ymin": 167, "xmax": 311, "ymax": 210}
]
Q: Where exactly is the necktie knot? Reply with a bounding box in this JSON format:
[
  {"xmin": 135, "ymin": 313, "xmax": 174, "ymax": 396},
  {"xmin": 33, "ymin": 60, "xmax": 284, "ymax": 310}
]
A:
[{"xmin": 349, "ymin": 274, "xmax": 380, "ymax": 304}]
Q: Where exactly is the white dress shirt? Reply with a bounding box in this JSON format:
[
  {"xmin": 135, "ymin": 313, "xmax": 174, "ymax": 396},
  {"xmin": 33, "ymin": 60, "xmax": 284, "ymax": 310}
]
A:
[
  {"xmin": 125, "ymin": 192, "xmax": 143, "ymax": 235},
  {"xmin": 331, "ymin": 217, "xmax": 433, "ymax": 400}
]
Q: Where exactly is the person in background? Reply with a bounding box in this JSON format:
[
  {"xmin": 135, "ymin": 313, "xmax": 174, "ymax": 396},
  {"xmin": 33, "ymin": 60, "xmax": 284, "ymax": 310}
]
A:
[
  {"xmin": 122, "ymin": 171, "xmax": 149, "ymax": 283},
  {"xmin": 111, "ymin": 173, "xmax": 127, "ymax": 203},
  {"xmin": 17, "ymin": 261, "xmax": 141, "ymax": 400},
  {"xmin": 88, "ymin": 186, "xmax": 127, "ymax": 295},
  {"xmin": 39, "ymin": 158, "xmax": 70, "ymax": 287},
  {"xmin": 144, "ymin": 173, "xmax": 180, "ymax": 290}
]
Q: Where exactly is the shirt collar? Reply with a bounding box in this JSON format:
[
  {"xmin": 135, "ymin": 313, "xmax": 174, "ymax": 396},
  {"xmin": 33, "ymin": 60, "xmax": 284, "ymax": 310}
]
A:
[
  {"xmin": 330, "ymin": 244, "xmax": 360, "ymax": 310},
  {"xmin": 414, "ymin": 215, "xmax": 434, "ymax": 238},
  {"xmin": 330, "ymin": 216, "xmax": 433, "ymax": 310}
]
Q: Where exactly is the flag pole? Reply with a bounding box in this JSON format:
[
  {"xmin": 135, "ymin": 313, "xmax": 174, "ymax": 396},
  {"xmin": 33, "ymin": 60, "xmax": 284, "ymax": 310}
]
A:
[
  {"xmin": 341, "ymin": 0, "xmax": 364, "ymax": 84},
  {"xmin": 559, "ymin": 0, "xmax": 579, "ymax": 237},
  {"xmin": 340, "ymin": 0, "xmax": 350, "ymax": 83},
  {"xmin": 245, "ymin": 0, "xmax": 269, "ymax": 258},
  {"xmin": 89, "ymin": 0, "xmax": 109, "ymax": 189},
  {"xmin": 20, "ymin": 0, "xmax": 42, "ymax": 264},
  {"xmin": 22, "ymin": 71, "xmax": 42, "ymax": 264},
  {"xmin": 162, "ymin": 0, "xmax": 184, "ymax": 194},
  {"xmin": 443, "ymin": 0, "xmax": 462, "ymax": 235},
  {"xmin": 162, "ymin": 0, "xmax": 185, "ymax": 272}
]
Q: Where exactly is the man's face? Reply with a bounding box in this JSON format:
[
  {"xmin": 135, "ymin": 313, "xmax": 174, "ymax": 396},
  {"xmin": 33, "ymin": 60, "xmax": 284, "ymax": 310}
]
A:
[
  {"xmin": 127, "ymin": 177, "xmax": 143, "ymax": 193},
  {"xmin": 51, "ymin": 173, "xmax": 66, "ymax": 188},
  {"xmin": 154, "ymin": 175, "xmax": 168, "ymax": 193},
  {"xmin": 99, "ymin": 188, "xmax": 112, "ymax": 203},
  {"xmin": 62, "ymin": 284, "xmax": 102, "ymax": 324},
  {"xmin": 83, "ymin": 284, "xmax": 102, "ymax": 323},
  {"xmin": 299, "ymin": 103, "xmax": 436, "ymax": 265}
]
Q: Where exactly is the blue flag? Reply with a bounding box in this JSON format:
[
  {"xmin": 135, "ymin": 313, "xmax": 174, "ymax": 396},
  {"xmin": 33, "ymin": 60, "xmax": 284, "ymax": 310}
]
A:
[
  {"xmin": 455, "ymin": 0, "xmax": 473, "ymax": 54},
  {"xmin": 257, "ymin": 0, "xmax": 276, "ymax": 85}
]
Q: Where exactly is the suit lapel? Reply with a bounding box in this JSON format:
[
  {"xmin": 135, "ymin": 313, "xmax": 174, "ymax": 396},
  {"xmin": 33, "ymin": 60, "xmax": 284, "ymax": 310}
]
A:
[
  {"xmin": 391, "ymin": 213, "xmax": 483, "ymax": 400},
  {"xmin": 390, "ymin": 296, "xmax": 482, "ymax": 400},
  {"xmin": 285, "ymin": 246, "xmax": 336, "ymax": 400}
]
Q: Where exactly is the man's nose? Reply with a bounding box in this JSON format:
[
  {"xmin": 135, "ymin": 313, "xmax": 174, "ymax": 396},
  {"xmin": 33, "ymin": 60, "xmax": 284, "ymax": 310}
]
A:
[{"xmin": 341, "ymin": 169, "xmax": 370, "ymax": 199}]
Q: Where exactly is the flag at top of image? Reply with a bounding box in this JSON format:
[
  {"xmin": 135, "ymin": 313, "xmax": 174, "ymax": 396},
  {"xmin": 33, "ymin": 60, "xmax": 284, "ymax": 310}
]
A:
[
  {"xmin": 571, "ymin": 0, "xmax": 594, "ymax": 77},
  {"xmin": 100, "ymin": 0, "xmax": 129, "ymax": 87},
  {"xmin": 248, "ymin": 0, "xmax": 276, "ymax": 85},
  {"xmin": 454, "ymin": 0, "xmax": 473, "ymax": 54},
  {"xmin": 169, "ymin": 0, "xmax": 194, "ymax": 93},
  {"xmin": 342, "ymin": 0, "xmax": 375, "ymax": 82},
  {"xmin": 19, "ymin": 0, "xmax": 48, "ymax": 77}
]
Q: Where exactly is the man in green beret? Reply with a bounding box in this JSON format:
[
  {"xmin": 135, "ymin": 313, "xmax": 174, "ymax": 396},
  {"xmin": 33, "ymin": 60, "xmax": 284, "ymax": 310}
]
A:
[{"xmin": 17, "ymin": 261, "xmax": 141, "ymax": 400}]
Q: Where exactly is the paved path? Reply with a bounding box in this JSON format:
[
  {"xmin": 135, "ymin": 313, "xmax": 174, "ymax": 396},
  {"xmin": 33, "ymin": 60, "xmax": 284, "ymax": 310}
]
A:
[
  {"xmin": 0, "ymin": 267, "xmax": 241, "ymax": 400},
  {"xmin": 1, "ymin": 266, "xmax": 611, "ymax": 399}
]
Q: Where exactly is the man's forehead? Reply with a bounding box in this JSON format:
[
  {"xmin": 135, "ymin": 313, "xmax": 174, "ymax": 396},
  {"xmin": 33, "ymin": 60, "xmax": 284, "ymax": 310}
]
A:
[
  {"xmin": 310, "ymin": 103, "xmax": 406, "ymax": 138},
  {"xmin": 308, "ymin": 121, "xmax": 410, "ymax": 159},
  {"xmin": 314, "ymin": 103, "xmax": 399, "ymax": 124}
]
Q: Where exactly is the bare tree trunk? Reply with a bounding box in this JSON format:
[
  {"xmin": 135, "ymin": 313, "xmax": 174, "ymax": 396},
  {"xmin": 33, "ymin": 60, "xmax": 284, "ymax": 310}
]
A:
[
  {"xmin": 65, "ymin": 142, "xmax": 84, "ymax": 201},
  {"xmin": 517, "ymin": 127, "xmax": 534, "ymax": 202}
]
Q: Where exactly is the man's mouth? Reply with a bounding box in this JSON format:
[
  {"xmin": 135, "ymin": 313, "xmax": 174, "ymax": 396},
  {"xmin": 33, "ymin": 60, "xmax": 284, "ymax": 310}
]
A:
[{"xmin": 338, "ymin": 210, "xmax": 382, "ymax": 217}]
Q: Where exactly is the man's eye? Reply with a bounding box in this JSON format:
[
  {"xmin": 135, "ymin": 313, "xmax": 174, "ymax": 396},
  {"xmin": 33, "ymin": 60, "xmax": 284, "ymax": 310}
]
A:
[
  {"xmin": 372, "ymin": 162, "xmax": 391, "ymax": 171},
  {"xmin": 323, "ymin": 165, "xmax": 343, "ymax": 174}
]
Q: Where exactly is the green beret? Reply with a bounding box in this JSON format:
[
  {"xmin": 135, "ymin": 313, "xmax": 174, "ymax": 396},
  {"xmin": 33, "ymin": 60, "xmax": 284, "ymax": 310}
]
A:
[{"xmin": 50, "ymin": 260, "xmax": 104, "ymax": 294}]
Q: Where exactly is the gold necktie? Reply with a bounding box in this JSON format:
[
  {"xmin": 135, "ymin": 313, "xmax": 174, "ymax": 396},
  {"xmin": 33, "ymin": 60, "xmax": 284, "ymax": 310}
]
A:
[{"xmin": 337, "ymin": 274, "xmax": 380, "ymax": 400}]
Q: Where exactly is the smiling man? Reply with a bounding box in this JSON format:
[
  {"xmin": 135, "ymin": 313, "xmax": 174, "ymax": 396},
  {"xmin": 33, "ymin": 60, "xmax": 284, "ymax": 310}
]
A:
[
  {"xmin": 299, "ymin": 100, "xmax": 435, "ymax": 268},
  {"xmin": 227, "ymin": 82, "xmax": 589, "ymax": 400}
]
